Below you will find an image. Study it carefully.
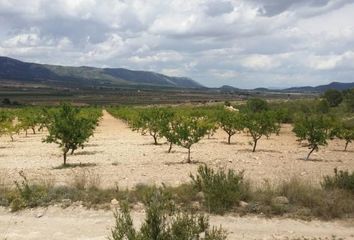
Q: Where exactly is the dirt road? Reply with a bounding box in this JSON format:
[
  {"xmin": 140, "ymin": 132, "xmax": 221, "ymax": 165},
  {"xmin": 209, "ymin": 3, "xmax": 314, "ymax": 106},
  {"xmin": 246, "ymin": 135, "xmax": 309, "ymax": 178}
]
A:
[{"xmin": 1, "ymin": 206, "xmax": 353, "ymax": 240}]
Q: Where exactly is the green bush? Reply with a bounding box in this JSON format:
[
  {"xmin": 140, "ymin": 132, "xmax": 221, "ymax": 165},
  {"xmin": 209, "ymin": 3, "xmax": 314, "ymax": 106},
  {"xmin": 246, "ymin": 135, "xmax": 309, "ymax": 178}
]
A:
[
  {"xmin": 110, "ymin": 187, "xmax": 227, "ymax": 240},
  {"xmin": 322, "ymin": 168, "xmax": 354, "ymax": 193},
  {"xmin": 191, "ymin": 165, "xmax": 248, "ymax": 214}
]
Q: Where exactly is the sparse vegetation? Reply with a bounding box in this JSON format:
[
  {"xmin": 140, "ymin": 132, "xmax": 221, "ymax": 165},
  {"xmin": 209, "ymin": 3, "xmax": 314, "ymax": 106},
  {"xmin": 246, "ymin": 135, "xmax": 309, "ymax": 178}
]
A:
[{"xmin": 109, "ymin": 187, "xmax": 227, "ymax": 240}]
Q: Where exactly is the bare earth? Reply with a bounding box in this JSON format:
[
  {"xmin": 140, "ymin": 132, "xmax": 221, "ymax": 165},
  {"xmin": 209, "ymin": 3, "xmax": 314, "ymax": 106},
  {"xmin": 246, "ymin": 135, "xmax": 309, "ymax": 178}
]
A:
[{"xmin": 1, "ymin": 110, "xmax": 354, "ymax": 239}]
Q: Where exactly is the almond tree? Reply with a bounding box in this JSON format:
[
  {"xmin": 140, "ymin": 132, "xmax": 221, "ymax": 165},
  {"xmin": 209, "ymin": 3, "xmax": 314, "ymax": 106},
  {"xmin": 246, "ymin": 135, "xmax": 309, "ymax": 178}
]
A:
[
  {"xmin": 332, "ymin": 121, "xmax": 354, "ymax": 151},
  {"xmin": 243, "ymin": 111, "xmax": 280, "ymax": 152},
  {"xmin": 133, "ymin": 107, "xmax": 172, "ymax": 145},
  {"xmin": 293, "ymin": 115, "xmax": 331, "ymax": 160},
  {"xmin": 217, "ymin": 109, "xmax": 243, "ymax": 144},
  {"xmin": 44, "ymin": 103, "xmax": 97, "ymax": 165},
  {"xmin": 174, "ymin": 116, "xmax": 209, "ymax": 163}
]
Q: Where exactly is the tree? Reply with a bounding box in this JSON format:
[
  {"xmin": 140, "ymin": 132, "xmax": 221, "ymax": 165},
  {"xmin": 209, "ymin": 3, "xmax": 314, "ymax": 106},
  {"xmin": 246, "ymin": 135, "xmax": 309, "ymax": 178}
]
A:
[
  {"xmin": 324, "ymin": 89, "xmax": 343, "ymax": 107},
  {"xmin": 133, "ymin": 108, "xmax": 170, "ymax": 145},
  {"xmin": 332, "ymin": 121, "xmax": 354, "ymax": 151},
  {"xmin": 343, "ymin": 88, "xmax": 354, "ymax": 112},
  {"xmin": 0, "ymin": 110, "xmax": 19, "ymax": 141},
  {"xmin": 173, "ymin": 116, "xmax": 209, "ymax": 163},
  {"xmin": 246, "ymin": 98, "xmax": 269, "ymax": 113},
  {"xmin": 243, "ymin": 111, "xmax": 280, "ymax": 152},
  {"xmin": 18, "ymin": 108, "xmax": 41, "ymax": 135},
  {"xmin": 44, "ymin": 103, "xmax": 97, "ymax": 165},
  {"xmin": 293, "ymin": 115, "xmax": 331, "ymax": 160},
  {"xmin": 156, "ymin": 109, "xmax": 177, "ymax": 152},
  {"xmin": 217, "ymin": 109, "xmax": 243, "ymax": 144}
]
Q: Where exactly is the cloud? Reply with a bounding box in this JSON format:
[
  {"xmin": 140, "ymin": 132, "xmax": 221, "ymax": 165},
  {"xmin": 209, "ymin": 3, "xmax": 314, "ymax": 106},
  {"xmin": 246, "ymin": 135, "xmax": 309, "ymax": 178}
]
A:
[{"xmin": 0, "ymin": 0, "xmax": 353, "ymax": 88}]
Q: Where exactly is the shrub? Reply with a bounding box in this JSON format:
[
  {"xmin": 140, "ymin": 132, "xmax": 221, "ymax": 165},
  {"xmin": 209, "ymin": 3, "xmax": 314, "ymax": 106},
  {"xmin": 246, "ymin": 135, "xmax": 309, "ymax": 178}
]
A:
[
  {"xmin": 324, "ymin": 89, "xmax": 343, "ymax": 107},
  {"xmin": 190, "ymin": 165, "xmax": 248, "ymax": 214},
  {"xmin": 246, "ymin": 98, "xmax": 269, "ymax": 113},
  {"xmin": 322, "ymin": 168, "xmax": 354, "ymax": 193},
  {"xmin": 109, "ymin": 187, "xmax": 227, "ymax": 240},
  {"xmin": 12, "ymin": 171, "xmax": 50, "ymax": 210}
]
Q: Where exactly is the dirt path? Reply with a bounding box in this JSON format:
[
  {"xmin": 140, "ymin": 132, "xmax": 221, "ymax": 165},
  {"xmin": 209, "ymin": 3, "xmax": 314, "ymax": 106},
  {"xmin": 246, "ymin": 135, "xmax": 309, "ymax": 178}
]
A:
[{"xmin": 1, "ymin": 206, "xmax": 353, "ymax": 240}]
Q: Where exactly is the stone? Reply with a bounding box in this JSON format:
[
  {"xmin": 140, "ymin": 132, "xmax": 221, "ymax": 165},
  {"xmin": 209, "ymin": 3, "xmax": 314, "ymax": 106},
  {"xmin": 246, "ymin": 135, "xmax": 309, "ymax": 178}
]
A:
[
  {"xmin": 272, "ymin": 196, "xmax": 289, "ymax": 205},
  {"xmin": 239, "ymin": 201, "xmax": 249, "ymax": 208},
  {"xmin": 61, "ymin": 199, "xmax": 72, "ymax": 208},
  {"xmin": 191, "ymin": 201, "xmax": 201, "ymax": 210},
  {"xmin": 111, "ymin": 199, "xmax": 119, "ymax": 206},
  {"xmin": 196, "ymin": 192, "xmax": 205, "ymax": 200}
]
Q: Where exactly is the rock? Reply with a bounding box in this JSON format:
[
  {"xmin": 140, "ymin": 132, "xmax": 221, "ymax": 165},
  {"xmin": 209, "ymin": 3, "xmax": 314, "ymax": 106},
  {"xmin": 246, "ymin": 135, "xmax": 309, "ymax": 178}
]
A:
[
  {"xmin": 196, "ymin": 192, "xmax": 205, "ymax": 201},
  {"xmin": 72, "ymin": 201, "xmax": 83, "ymax": 207},
  {"xmin": 61, "ymin": 199, "xmax": 72, "ymax": 208},
  {"xmin": 239, "ymin": 201, "xmax": 249, "ymax": 208},
  {"xmin": 272, "ymin": 196, "xmax": 289, "ymax": 205},
  {"xmin": 111, "ymin": 199, "xmax": 119, "ymax": 206},
  {"xmin": 35, "ymin": 211, "xmax": 45, "ymax": 218},
  {"xmin": 191, "ymin": 201, "xmax": 201, "ymax": 210},
  {"xmin": 133, "ymin": 202, "xmax": 144, "ymax": 212}
]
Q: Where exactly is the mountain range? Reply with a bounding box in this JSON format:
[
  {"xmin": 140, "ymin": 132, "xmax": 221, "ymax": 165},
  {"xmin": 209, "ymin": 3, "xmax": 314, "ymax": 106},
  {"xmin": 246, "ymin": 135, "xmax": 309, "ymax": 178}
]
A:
[
  {"xmin": 0, "ymin": 56, "xmax": 202, "ymax": 89},
  {"xmin": 0, "ymin": 56, "xmax": 353, "ymax": 92}
]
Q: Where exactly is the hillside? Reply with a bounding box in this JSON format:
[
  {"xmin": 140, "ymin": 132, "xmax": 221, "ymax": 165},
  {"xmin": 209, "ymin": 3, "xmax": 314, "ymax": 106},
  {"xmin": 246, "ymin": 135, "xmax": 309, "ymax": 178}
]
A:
[
  {"xmin": 284, "ymin": 82, "xmax": 354, "ymax": 92},
  {"xmin": 0, "ymin": 56, "xmax": 203, "ymax": 89}
]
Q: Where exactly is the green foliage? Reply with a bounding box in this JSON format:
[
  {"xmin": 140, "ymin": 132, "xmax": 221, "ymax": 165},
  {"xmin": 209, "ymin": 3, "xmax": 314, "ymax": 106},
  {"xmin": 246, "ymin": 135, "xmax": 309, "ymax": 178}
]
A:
[
  {"xmin": 18, "ymin": 108, "xmax": 42, "ymax": 135},
  {"xmin": 44, "ymin": 103, "xmax": 99, "ymax": 165},
  {"xmin": 243, "ymin": 111, "xmax": 280, "ymax": 152},
  {"xmin": 331, "ymin": 120, "xmax": 354, "ymax": 151},
  {"xmin": 191, "ymin": 165, "xmax": 247, "ymax": 214},
  {"xmin": 133, "ymin": 107, "xmax": 173, "ymax": 145},
  {"xmin": 173, "ymin": 116, "xmax": 210, "ymax": 163},
  {"xmin": 324, "ymin": 89, "xmax": 343, "ymax": 107},
  {"xmin": 217, "ymin": 109, "xmax": 243, "ymax": 144},
  {"xmin": 11, "ymin": 171, "xmax": 50, "ymax": 211},
  {"xmin": 246, "ymin": 98, "xmax": 269, "ymax": 113},
  {"xmin": 343, "ymin": 88, "xmax": 354, "ymax": 112},
  {"xmin": 0, "ymin": 110, "xmax": 20, "ymax": 141},
  {"xmin": 110, "ymin": 187, "xmax": 227, "ymax": 240},
  {"xmin": 322, "ymin": 168, "xmax": 354, "ymax": 193},
  {"xmin": 293, "ymin": 115, "xmax": 332, "ymax": 160}
]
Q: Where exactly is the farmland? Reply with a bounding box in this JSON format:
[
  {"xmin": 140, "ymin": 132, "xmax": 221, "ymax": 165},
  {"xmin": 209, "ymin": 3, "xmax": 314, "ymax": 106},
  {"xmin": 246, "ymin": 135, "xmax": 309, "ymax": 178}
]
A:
[{"xmin": 1, "ymin": 96, "xmax": 354, "ymax": 239}]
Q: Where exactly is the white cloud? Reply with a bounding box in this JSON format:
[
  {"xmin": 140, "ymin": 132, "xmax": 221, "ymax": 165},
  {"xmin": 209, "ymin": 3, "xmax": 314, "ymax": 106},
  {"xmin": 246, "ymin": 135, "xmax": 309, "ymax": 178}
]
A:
[{"xmin": 0, "ymin": 0, "xmax": 354, "ymax": 88}]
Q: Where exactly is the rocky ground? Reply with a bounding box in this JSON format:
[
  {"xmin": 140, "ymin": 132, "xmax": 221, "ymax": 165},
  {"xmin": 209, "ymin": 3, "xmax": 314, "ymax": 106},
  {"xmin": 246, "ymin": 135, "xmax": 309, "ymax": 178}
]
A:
[{"xmin": 1, "ymin": 110, "xmax": 354, "ymax": 239}]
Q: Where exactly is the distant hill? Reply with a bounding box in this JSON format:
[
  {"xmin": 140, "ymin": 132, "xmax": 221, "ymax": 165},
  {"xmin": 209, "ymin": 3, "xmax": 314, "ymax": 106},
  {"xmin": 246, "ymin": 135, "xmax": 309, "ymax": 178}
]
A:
[
  {"xmin": 219, "ymin": 82, "xmax": 354, "ymax": 93},
  {"xmin": 284, "ymin": 82, "xmax": 354, "ymax": 92},
  {"xmin": 0, "ymin": 56, "xmax": 203, "ymax": 89}
]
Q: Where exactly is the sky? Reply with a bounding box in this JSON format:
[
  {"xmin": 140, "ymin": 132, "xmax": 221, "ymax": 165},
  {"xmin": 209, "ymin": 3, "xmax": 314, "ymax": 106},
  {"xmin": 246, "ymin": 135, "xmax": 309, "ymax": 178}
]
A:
[{"xmin": 0, "ymin": 0, "xmax": 354, "ymax": 89}]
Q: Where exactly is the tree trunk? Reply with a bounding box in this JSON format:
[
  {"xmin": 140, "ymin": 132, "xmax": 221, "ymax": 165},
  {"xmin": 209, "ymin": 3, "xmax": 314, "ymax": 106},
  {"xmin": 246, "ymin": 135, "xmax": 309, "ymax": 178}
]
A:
[
  {"xmin": 168, "ymin": 142, "xmax": 173, "ymax": 153},
  {"xmin": 71, "ymin": 148, "xmax": 75, "ymax": 155},
  {"xmin": 25, "ymin": 130, "xmax": 28, "ymax": 137},
  {"xmin": 306, "ymin": 146, "xmax": 316, "ymax": 160},
  {"xmin": 32, "ymin": 127, "xmax": 36, "ymax": 134},
  {"xmin": 228, "ymin": 134, "xmax": 231, "ymax": 144},
  {"xmin": 153, "ymin": 134, "xmax": 158, "ymax": 145},
  {"xmin": 344, "ymin": 141, "xmax": 349, "ymax": 151},
  {"xmin": 10, "ymin": 134, "xmax": 14, "ymax": 142},
  {"xmin": 186, "ymin": 148, "xmax": 191, "ymax": 163},
  {"xmin": 252, "ymin": 139, "xmax": 258, "ymax": 152},
  {"xmin": 63, "ymin": 148, "xmax": 69, "ymax": 166}
]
